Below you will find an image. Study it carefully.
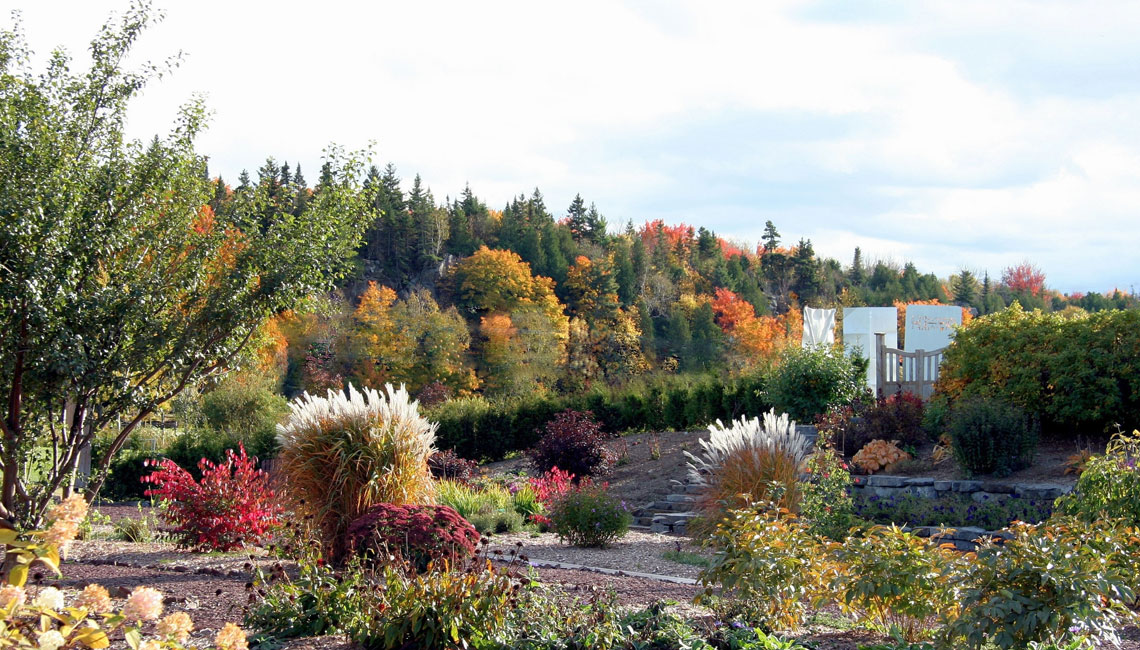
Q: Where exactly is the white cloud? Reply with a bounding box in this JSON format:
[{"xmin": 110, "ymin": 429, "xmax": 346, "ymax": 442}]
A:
[{"xmin": 7, "ymin": 0, "xmax": 1140, "ymax": 291}]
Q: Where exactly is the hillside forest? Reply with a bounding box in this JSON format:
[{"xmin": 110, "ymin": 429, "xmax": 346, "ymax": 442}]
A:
[{"xmin": 218, "ymin": 158, "xmax": 1140, "ymax": 401}]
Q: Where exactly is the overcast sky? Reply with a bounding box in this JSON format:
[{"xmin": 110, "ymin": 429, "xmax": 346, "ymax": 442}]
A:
[{"xmin": 7, "ymin": 1, "xmax": 1140, "ymax": 294}]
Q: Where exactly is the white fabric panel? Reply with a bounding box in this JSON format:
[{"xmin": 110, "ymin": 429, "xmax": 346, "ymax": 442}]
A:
[{"xmin": 802, "ymin": 307, "xmax": 836, "ymax": 348}]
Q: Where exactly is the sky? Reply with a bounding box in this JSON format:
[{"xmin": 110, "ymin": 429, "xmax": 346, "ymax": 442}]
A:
[{"xmin": 5, "ymin": 1, "xmax": 1140, "ymax": 294}]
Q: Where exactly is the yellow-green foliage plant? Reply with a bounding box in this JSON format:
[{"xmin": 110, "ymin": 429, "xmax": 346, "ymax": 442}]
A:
[
  {"xmin": 829, "ymin": 525, "xmax": 963, "ymax": 643},
  {"xmin": 1055, "ymin": 428, "xmax": 1140, "ymax": 525},
  {"xmin": 277, "ymin": 383, "xmax": 437, "ymax": 557},
  {"xmin": 685, "ymin": 410, "xmax": 810, "ymax": 536},
  {"xmin": 1, "ymin": 495, "xmax": 249, "ymax": 650},
  {"xmin": 942, "ymin": 518, "xmax": 1138, "ymax": 649},
  {"xmin": 696, "ymin": 505, "xmax": 829, "ymax": 631}
]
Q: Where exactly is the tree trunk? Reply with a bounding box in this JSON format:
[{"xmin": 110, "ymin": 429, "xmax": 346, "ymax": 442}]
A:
[{"xmin": 1, "ymin": 308, "xmax": 28, "ymax": 523}]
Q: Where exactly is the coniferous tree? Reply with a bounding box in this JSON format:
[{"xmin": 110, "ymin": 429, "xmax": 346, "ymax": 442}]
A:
[
  {"xmin": 566, "ymin": 193, "xmax": 588, "ymax": 240},
  {"xmin": 849, "ymin": 247, "xmax": 866, "ymax": 286},
  {"xmin": 761, "ymin": 220, "xmax": 781, "ymax": 253}
]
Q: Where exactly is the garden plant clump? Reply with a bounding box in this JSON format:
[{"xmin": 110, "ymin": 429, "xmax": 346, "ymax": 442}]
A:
[
  {"xmin": 547, "ymin": 483, "xmax": 632, "ymax": 548},
  {"xmin": 345, "ymin": 503, "xmax": 480, "ymax": 573},
  {"xmin": 526, "ymin": 409, "xmax": 616, "ymax": 478},
  {"xmin": 1, "ymin": 495, "xmax": 250, "ymax": 650},
  {"xmin": 142, "ymin": 443, "xmax": 281, "ymax": 551},
  {"xmin": 276, "ymin": 383, "xmax": 437, "ymax": 558},
  {"xmin": 685, "ymin": 409, "xmax": 811, "ymax": 534}
]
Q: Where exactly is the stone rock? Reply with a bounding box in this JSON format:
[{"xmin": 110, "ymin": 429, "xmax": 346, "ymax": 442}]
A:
[
  {"xmin": 905, "ymin": 477, "xmax": 934, "ymax": 487},
  {"xmin": 952, "ymin": 480, "xmax": 982, "ymax": 492},
  {"xmin": 933, "ymin": 480, "xmax": 953, "ymax": 491},
  {"xmin": 867, "ymin": 475, "xmax": 907, "ymax": 488}
]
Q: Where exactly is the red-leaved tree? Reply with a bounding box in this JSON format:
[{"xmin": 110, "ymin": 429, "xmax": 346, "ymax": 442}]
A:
[
  {"xmin": 142, "ymin": 444, "xmax": 281, "ymax": 551},
  {"xmin": 1002, "ymin": 262, "xmax": 1047, "ymax": 297}
]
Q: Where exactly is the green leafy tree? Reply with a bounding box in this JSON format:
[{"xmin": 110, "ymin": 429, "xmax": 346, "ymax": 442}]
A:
[{"xmin": 0, "ymin": 6, "xmax": 370, "ymax": 523}]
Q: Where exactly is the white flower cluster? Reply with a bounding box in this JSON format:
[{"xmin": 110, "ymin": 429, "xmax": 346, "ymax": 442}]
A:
[{"xmin": 684, "ymin": 409, "xmax": 810, "ymax": 487}]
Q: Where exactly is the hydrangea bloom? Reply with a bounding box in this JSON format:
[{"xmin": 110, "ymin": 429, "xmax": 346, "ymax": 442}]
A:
[
  {"xmin": 215, "ymin": 622, "xmax": 248, "ymax": 650},
  {"xmin": 74, "ymin": 584, "xmax": 112, "ymax": 613},
  {"xmin": 37, "ymin": 630, "xmax": 66, "ymax": 650},
  {"xmin": 0, "ymin": 584, "xmax": 26, "ymax": 609},
  {"xmin": 33, "ymin": 586, "xmax": 64, "ymax": 610},
  {"xmin": 157, "ymin": 611, "xmax": 194, "ymax": 642},
  {"xmin": 122, "ymin": 586, "xmax": 163, "ymax": 622}
]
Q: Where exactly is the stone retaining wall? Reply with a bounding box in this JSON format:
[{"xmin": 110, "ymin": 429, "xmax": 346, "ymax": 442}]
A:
[{"xmin": 850, "ymin": 474, "xmax": 1071, "ymax": 503}]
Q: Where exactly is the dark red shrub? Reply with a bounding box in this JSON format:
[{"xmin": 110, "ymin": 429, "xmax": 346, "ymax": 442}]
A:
[
  {"xmin": 416, "ymin": 380, "xmax": 452, "ymax": 408},
  {"xmin": 345, "ymin": 503, "xmax": 479, "ymax": 573},
  {"xmin": 428, "ymin": 449, "xmax": 479, "ymax": 483},
  {"xmin": 857, "ymin": 392, "xmax": 927, "ymax": 448},
  {"xmin": 526, "ymin": 409, "xmax": 615, "ymax": 478},
  {"xmin": 142, "ymin": 443, "xmax": 281, "ymax": 551}
]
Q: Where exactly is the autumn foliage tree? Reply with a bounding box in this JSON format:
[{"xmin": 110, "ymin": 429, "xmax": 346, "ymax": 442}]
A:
[
  {"xmin": 712, "ymin": 288, "xmax": 801, "ymax": 370},
  {"xmin": 349, "ymin": 283, "xmax": 477, "ymax": 395},
  {"xmin": 1002, "ymin": 262, "xmax": 1047, "ymax": 297}
]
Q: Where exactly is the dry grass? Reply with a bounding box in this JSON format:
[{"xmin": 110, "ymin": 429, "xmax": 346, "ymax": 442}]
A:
[
  {"xmin": 685, "ymin": 410, "xmax": 809, "ymax": 535},
  {"xmin": 276, "ymin": 384, "xmax": 437, "ymax": 557}
]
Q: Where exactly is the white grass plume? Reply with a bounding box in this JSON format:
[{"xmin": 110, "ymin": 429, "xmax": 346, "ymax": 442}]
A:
[{"xmin": 685, "ymin": 409, "xmax": 809, "ymax": 488}]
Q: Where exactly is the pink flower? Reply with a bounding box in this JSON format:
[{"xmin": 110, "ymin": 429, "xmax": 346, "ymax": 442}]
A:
[{"xmin": 122, "ymin": 586, "xmax": 163, "ymax": 622}]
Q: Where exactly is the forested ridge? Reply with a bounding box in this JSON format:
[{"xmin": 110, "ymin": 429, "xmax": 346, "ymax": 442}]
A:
[{"xmin": 209, "ymin": 158, "xmax": 1139, "ymax": 399}]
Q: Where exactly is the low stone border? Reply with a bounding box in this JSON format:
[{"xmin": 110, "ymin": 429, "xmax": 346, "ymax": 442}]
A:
[{"xmin": 851, "ymin": 474, "xmax": 1071, "ymax": 503}]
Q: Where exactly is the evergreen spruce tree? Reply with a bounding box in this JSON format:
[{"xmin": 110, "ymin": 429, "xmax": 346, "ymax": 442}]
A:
[
  {"xmin": 585, "ymin": 202, "xmax": 607, "ymax": 243},
  {"xmin": 761, "ymin": 220, "xmax": 781, "ymax": 253},
  {"xmin": 687, "ymin": 302, "xmax": 722, "ymax": 371},
  {"xmin": 849, "ymin": 247, "xmax": 866, "ymax": 286}
]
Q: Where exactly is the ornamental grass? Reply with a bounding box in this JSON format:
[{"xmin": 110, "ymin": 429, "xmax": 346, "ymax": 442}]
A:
[
  {"xmin": 277, "ymin": 383, "xmax": 437, "ymax": 558},
  {"xmin": 685, "ymin": 409, "xmax": 810, "ymax": 536}
]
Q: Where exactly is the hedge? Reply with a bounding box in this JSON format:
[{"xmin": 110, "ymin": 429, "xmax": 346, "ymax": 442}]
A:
[
  {"xmin": 428, "ymin": 372, "xmax": 771, "ymax": 461},
  {"xmin": 933, "ymin": 304, "xmax": 1140, "ymax": 437}
]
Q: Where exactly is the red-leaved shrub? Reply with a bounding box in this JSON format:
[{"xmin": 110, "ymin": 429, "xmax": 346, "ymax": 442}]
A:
[
  {"xmin": 416, "ymin": 380, "xmax": 452, "ymax": 408},
  {"xmin": 528, "ymin": 467, "xmax": 578, "ymax": 505},
  {"xmin": 526, "ymin": 410, "xmax": 615, "ymax": 478},
  {"xmin": 142, "ymin": 443, "xmax": 281, "ymax": 551},
  {"xmin": 345, "ymin": 503, "xmax": 479, "ymax": 573},
  {"xmin": 428, "ymin": 449, "xmax": 479, "ymax": 483}
]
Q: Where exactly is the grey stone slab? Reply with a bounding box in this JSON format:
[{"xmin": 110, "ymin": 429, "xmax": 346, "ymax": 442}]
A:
[
  {"xmin": 666, "ymin": 493, "xmax": 695, "ymax": 503},
  {"xmin": 980, "ymin": 482, "xmax": 1015, "ymax": 494},
  {"xmin": 933, "ymin": 480, "xmax": 953, "ymax": 491},
  {"xmin": 905, "ymin": 477, "xmax": 934, "ymax": 487},
  {"xmin": 972, "ymin": 491, "xmax": 1010, "ymax": 504},
  {"xmin": 952, "ymin": 480, "xmax": 983, "ymax": 492},
  {"xmin": 867, "ymin": 475, "xmax": 907, "ymax": 488},
  {"xmin": 909, "ymin": 486, "xmax": 938, "ymax": 499}
]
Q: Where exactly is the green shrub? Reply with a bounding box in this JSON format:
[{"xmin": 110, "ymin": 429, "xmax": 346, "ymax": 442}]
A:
[
  {"xmin": 200, "ymin": 375, "xmax": 289, "ymax": 454},
  {"xmin": 1055, "ymin": 428, "xmax": 1140, "ymax": 525},
  {"xmin": 935, "ymin": 304, "xmax": 1140, "ymax": 437},
  {"xmin": 548, "ymin": 485, "xmax": 631, "ymax": 548},
  {"xmin": 276, "ymin": 384, "xmax": 437, "ymax": 559},
  {"xmin": 766, "ymin": 346, "xmax": 866, "ymax": 422},
  {"xmin": 100, "ymin": 445, "xmax": 163, "ymax": 501},
  {"xmin": 696, "ymin": 507, "xmax": 827, "ymax": 631},
  {"xmin": 429, "ymin": 372, "xmax": 772, "ymax": 462},
  {"xmin": 942, "ymin": 518, "xmax": 1137, "ymax": 649},
  {"xmin": 249, "ymin": 544, "xmax": 524, "ymax": 649},
  {"xmin": 830, "ymin": 526, "xmax": 962, "ymax": 643},
  {"xmin": 800, "ymin": 436, "xmax": 856, "ymax": 540},
  {"xmin": 467, "ymin": 509, "xmax": 525, "ymax": 534},
  {"xmin": 948, "ymin": 397, "xmax": 1037, "ymax": 477}
]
